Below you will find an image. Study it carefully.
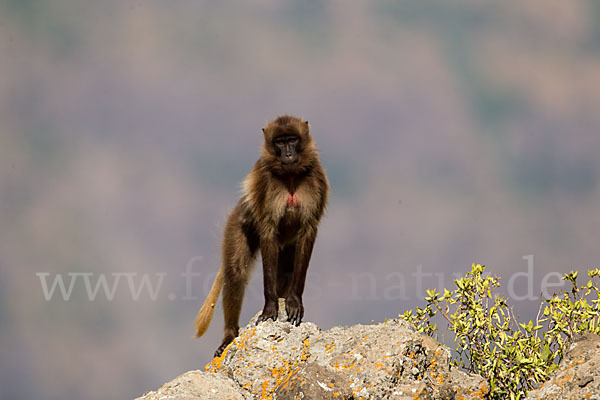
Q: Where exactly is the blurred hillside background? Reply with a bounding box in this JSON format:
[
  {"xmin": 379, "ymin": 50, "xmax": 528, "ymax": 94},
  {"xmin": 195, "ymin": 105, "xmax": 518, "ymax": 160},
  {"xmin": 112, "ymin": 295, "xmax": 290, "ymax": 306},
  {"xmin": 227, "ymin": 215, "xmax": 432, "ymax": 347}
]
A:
[{"xmin": 1, "ymin": 0, "xmax": 600, "ymax": 399}]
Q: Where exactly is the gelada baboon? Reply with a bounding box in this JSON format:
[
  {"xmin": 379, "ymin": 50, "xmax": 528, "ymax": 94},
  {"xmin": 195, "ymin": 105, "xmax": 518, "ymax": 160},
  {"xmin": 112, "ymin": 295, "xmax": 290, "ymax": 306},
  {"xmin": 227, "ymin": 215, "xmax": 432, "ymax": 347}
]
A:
[{"xmin": 194, "ymin": 115, "xmax": 329, "ymax": 357}]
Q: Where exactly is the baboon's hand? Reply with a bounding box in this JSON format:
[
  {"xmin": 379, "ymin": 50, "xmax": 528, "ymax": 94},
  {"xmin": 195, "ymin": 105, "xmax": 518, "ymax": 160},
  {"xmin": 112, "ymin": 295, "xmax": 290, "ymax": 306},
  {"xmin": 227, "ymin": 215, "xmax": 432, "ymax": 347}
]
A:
[
  {"xmin": 286, "ymin": 294, "xmax": 304, "ymax": 326},
  {"xmin": 257, "ymin": 301, "xmax": 278, "ymax": 324}
]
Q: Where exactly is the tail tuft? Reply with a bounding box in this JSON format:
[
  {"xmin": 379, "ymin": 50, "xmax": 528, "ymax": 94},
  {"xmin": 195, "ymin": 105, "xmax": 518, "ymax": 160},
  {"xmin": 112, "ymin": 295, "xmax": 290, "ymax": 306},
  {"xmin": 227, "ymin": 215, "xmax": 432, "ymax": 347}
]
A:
[{"xmin": 194, "ymin": 268, "xmax": 223, "ymax": 338}]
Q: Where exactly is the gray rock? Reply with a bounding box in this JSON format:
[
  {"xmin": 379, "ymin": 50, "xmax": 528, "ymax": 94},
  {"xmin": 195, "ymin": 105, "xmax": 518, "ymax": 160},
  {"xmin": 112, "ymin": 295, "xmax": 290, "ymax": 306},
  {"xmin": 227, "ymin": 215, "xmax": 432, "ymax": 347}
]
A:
[
  {"xmin": 274, "ymin": 362, "xmax": 353, "ymax": 400},
  {"xmin": 526, "ymin": 333, "xmax": 600, "ymax": 400},
  {"xmin": 134, "ymin": 370, "xmax": 249, "ymax": 400},
  {"xmin": 136, "ymin": 299, "xmax": 489, "ymax": 399}
]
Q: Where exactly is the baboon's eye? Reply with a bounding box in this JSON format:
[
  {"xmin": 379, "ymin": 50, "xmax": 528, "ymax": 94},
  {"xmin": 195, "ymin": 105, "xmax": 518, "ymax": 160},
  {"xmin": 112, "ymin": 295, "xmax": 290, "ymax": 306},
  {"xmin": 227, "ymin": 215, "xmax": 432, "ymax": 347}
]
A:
[
  {"xmin": 274, "ymin": 139, "xmax": 284, "ymax": 146},
  {"xmin": 288, "ymin": 138, "xmax": 299, "ymax": 145}
]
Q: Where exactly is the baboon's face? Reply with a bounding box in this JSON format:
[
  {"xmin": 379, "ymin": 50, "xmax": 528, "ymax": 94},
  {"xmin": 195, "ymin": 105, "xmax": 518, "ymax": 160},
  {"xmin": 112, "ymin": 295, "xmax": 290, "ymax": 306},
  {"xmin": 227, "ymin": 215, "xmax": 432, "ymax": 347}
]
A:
[
  {"xmin": 273, "ymin": 135, "xmax": 300, "ymax": 170},
  {"xmin": 262, "ymin": 116, "xmax": 312, "ymax": 175}
]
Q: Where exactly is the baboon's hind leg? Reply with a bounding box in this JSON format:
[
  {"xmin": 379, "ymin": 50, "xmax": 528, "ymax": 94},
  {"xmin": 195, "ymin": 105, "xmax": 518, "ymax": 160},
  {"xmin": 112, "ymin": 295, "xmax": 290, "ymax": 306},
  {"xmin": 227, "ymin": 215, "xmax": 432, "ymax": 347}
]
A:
[
  {"xmin": 215, "ymin": 218, "xmax": 258, "ymax": 357},
  {"xmin": 215, "ymin": 275, "xmax": 247, "ymax": 357}
]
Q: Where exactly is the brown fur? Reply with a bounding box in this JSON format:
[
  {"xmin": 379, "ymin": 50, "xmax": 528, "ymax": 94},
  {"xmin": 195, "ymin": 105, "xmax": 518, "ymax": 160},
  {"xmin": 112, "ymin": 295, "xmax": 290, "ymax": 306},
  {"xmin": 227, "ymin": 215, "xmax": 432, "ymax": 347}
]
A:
[{"xmin": 194, "ymin": 115, "xmax": 329, "ymax": 357}]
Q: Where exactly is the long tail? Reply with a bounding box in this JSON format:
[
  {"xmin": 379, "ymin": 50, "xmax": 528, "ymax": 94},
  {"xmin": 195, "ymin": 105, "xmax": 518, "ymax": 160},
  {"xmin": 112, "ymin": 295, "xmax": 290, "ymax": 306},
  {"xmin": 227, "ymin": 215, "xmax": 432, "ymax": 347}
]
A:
[{"xmin": 194, "ymin": 267, "xmax": 224, "ymax": 338}]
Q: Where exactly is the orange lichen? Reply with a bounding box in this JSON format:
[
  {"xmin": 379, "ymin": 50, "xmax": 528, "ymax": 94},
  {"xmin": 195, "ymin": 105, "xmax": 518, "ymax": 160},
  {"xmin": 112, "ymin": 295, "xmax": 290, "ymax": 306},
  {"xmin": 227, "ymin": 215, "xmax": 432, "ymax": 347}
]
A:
[
  {"xmin": 474, "ymin": 382, "xmax": 489, "ymax": 398},
  {"xmin": 454, "ymin": 388, "xmax": 467, "ymax": 400},
  {"xmin": 204, "ymin": 348, "xmax": 227, "ymax": 372},
  {"xmin": 205, "ymin": 327, "xmax": 257, "ymax": 372},
  {"xmin": 260, "ymin": 380, "xmax": 270, "ymax": 400},
  {"xmin": 324, "ymin": 342, "xmax": 337, "ymax": 353},
  {"xmin": 244, "ymin": 335, "xmax": 313, "ymax": 398},
  {"xmin": 435, "ymin": 373, "xmax": 444, "ymax": 384}
]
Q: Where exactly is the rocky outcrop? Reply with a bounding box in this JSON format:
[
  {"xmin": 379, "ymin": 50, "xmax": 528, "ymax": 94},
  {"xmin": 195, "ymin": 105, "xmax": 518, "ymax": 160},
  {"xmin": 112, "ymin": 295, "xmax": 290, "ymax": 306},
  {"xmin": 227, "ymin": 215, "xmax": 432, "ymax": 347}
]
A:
[
  {"xmin": 135, "ymin": 370, "xmax": 248, "ymax": 400},
  {"xmin": 135, "ymin": 301, "xmax": 600, "ymax": 400},
  {"xmin": 136, "ymin": 300, "xmax": 488, "ymax": 399},
  {"xmin": 525, "ymin": 333, "xmax": 600, "ymax": 400}
]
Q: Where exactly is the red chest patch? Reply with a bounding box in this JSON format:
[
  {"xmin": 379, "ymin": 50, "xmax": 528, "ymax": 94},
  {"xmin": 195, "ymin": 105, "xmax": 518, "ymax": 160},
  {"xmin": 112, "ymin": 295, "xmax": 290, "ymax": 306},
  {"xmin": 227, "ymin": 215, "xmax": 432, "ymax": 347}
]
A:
[{"xmin": 286, "ymin": 176, "xmax": 299, "ymax": 207}]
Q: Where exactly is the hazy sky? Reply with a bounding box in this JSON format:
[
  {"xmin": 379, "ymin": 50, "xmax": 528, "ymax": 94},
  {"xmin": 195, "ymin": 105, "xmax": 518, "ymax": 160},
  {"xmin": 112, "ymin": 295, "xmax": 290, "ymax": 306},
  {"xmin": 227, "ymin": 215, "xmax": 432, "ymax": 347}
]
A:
[{"xmin": 1, "ymin": 1, "xmax": 600, "ymax": 399}]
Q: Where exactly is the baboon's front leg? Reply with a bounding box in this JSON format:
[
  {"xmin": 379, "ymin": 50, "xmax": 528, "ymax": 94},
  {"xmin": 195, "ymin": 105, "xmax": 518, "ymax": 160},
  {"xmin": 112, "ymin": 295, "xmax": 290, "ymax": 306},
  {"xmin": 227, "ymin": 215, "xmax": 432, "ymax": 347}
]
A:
[
  {"xmin": 287, "ymin": 229, "xmax": 317, "ymax": 326},
  {"xmin": 257, "ymin": 237, "xmax": 279, "ymax": 323}
]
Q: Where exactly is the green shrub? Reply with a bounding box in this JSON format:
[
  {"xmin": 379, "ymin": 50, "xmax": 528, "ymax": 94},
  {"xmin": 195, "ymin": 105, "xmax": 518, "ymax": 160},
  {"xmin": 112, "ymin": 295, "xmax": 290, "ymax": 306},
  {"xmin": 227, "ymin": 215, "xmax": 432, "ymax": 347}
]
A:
[{"xmin": 401, "ymin": 264, "xmax": 600, "ymax": 400}]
